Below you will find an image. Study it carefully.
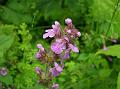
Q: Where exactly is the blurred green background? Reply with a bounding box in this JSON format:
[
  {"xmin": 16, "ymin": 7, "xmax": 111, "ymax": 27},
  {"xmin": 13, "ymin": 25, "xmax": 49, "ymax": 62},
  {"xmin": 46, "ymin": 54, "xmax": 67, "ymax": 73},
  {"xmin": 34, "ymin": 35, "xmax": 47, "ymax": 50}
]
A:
[{"xmin": 0, "ymin": 0, "xmax": 120, "ymax": 89}]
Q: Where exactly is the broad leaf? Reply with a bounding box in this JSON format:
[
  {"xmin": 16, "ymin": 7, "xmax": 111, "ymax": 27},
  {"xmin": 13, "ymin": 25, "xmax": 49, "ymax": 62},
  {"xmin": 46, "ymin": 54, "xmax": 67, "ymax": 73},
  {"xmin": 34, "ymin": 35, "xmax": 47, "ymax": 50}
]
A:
[
  {"xmin": 96, "ymin": 45, "xmax": 120, "ymax": 58},
  {"xmin": 0, "ymin": 25, "xmax": 16, "ymax": 64}
]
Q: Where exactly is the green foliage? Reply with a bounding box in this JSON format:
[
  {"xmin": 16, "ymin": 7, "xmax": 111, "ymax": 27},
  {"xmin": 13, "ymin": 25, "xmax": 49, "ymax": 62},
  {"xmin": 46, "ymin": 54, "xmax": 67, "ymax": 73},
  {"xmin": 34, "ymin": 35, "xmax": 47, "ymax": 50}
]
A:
[
  {"xmin": 117, "ymin": 72, "xmax": 120, "ymax": 89},
  {"xmin": 96, "ymin": 45, "xmax": 120, "ymax": 58},
  {"xmin": 13, "ymin": 23, "xmax": 38, "ymax": 89},
  {"xmin": 0, "ymin": 0, "xmax": 120, "ymax": 89},
  {"xmin": 0, "ymin": 25, "xmax": 16, "ymax": 65},
  {"xmin": 56, "ymin": 53, "xmax": 116, "ymax": 89},
  {"xmin": 0, "ymin": 0, "xmax": 39, "ymax": 25},
  {"xmin": 89, "ymin": 0, "xmax": 120, "ymax": 38},
  {"xmin": 0, "ymin": 74, "xmax": 13, "ymax": 85}
]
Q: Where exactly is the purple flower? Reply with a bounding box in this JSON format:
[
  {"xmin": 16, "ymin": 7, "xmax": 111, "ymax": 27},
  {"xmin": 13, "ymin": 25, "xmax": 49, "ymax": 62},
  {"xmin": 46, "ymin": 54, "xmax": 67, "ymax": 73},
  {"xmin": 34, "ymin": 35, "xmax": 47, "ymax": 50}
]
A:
[
  {"xmin": 35, "ymin": 67, "xmax": 41, "ymax": 74},
  {"xmin": 52, "ymin": 83, "xmax": 59, "ymax": 89},
  {"xmin": 65, "ymin": 18, "xmax": 72, "ymax": 25},
  {"xmin": 63, "ymin": 48, "xmax": 70, "ymax": 59},
  {"xmin": 35, "ymin": 52, "xmax": 42, "ymax": 59},
  {"xmin": 107, "ymin": 56, "xmax": 112, "ymax": 62},
  {"xmin": 50, "ymin": 68, "xmax": 60, "ymax": 77},
  {"xmin": 50, "ymin": 62, "xmax": 62, "ymax": 77},
  {"xmin": 0, "ymin": 67, "xmax": 7, "ymax": 76},
  {"xmin": 65, "ymin": 28, "xmax": 81, "ymax": 38},
  {"xmin": 43, "ymin": 29, "xmax": 55, "ymax": 39},
  {"xmin": 37, "ymin": 44, "xmax": 44, "ymax": 51},
  {"xmin": 69, "ymin": 44, "xmax": 79, "ymax": 52},
  {"xmin": 36, "ymin": 44, "xmax": 45, "ymax": 59},
  {"xmin": 55, "ymin": 21, "xmax": 60, "ymax": 26},
  {"xmin": 111, "ymin": 39, "xmax": 117, "ymax": 43},
  {"xmin": 51, "ymin": 39, "xmax": 66, "ymax": 54},
  {"xmin": 35, "ymin": 18, "xmax": 81, "ymax": 86},
  {"xmin": 43, "ymin": 21, "xmax": 61, "ymax": 39},
  {"xmin": 77, "ymin": 32, "xmax": 81, "ymax": 37},
  {"xmin": 67, "ymin": 30, "xmax": 71, "ymax": 33},
  {"xmin": 65, "ymin": 18, "xmax": 81, "ymax": 38},
  {"xmin": 54, "ymin": 62, "xmax": 62, "ymax": 72}
]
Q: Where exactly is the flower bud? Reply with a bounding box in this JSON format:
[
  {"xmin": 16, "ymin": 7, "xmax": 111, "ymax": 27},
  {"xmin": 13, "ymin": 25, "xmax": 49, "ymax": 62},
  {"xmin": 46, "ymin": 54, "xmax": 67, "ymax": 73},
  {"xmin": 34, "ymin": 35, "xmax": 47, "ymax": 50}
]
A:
[
  {"xmin": 65, "ymin": 18, "xmax": 72, "ymax": 25},
  {"xmin": 49, "ymin": 62, "xmax": 63, "ymax": 77},
  {"xmin": 37, "ymin": 44, "xmax": 44, "ymax": 51},
  {"xmin": 67, "ymin": 30, "xmax": 71, "ymax": 33},
  {"xmin": 52, "ymin": 83, "xmax": 59, "ymax": 89},
  {"xmin": 0, "ymin": 67, "xmax": 7, "ymax": 76},
  {"xmin": 35, "ymin": 52, "xmax": 41, "ymax": 59},
  {"xmin": 35, "ymin": 67, "xmax": 41, "ymax": 74},
  {"xmin": 55, "ymin": 21, "xmax": 60, "ymax": 26},
  {"xmin": 107, "ymin": 56, "xmax": 112, "ymax": 62},
  {"xmin": 69, "ymin": 44, "xmax": 79, "ymax": 52},
  {"xmin": 77, "ymin": 32, "xmax": 81, "ymax": 37},
  {"xmin": 111, "ymin": 39, "xmax": 117, "ymax": 43}
]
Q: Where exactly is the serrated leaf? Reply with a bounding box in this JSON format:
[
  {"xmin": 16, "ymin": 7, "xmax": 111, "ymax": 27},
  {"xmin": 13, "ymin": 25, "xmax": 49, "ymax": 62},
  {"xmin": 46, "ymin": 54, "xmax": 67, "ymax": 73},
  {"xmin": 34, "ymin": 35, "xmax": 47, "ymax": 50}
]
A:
[{"xmin": 96, "ymin": 45, "xmax": 120, "ymax": 58}]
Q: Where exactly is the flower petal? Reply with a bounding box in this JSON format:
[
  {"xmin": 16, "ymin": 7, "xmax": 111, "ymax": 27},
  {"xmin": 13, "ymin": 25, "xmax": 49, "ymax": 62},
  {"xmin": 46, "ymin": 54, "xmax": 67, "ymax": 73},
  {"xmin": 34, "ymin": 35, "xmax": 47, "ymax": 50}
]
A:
[
  {"xmin": 52, "ymin": 83, "xmax": 59, "ymax": 89},
  {"xmin": 55, "ymin": 21, "xmax": 60, "ymax": 26},
  {"xmin": 35, "ymin": 67, "xmax": 41, "ymax": 74},
  {"xmin": 69, "ymin": 44, "xmax": 79, "ymax": 52},
  {"xmin": 56, "ymin": 66, "xmax": 62, "ymax": 72},
  {"xmin": 65, "ymin": 18, "xmax": 72, "ymax": 25},
  {"xmin": 54, "ymin": 62, "xmax": 62, "ymax": 72},
  {"xmin": 64, "ymin": 49, "xmax": 70, "ymax": 59},
  {"xmin": 51, "ymin": 42, "xmax": 63, "ymax": 54},
  {"xmin": 35, "ymin": 52, "xmax": 41, "ymax": 59},
  {"xmin": 43, "ymin": 33, "xmax": 49, "ymax": 39},
  {"xmin": 77, "ymin": 32, "xmax": 81, "ymax": 37},
  {"xmin": 50, "ymin": 68, "xmax": 60, "ymax": 77}
]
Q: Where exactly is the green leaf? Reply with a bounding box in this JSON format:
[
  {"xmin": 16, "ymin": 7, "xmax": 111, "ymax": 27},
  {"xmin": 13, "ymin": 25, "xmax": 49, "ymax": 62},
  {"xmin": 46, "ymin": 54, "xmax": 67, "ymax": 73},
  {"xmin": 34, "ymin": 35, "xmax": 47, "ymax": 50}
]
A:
[
  {"xmin": 77, "ymin": 53, "xmax": 89, "ymax": 61},
  {"xmin": 90, "ymin": 0, "xmax": 116, "ymax": 21},
  {"xmin": 0, "ymin": 25, "xmax": 16, "ymax": 64},
  {"xmin": 0, "ymin": 0, "xmax": 37, "ymax": 24},
  {"xmin": 65, "ymin": 61, "xmax": 76, "ymax": 72},
  {"xmin": 0, "ymin": 74, "xmax": 13, "ymax": 85},
  {"xmin": 99, "ymin": 69, "xmax": 112, "ymax": 78},
  {"xmin": 34, "ymin": 83, "xmax": 46, "ymax": 89},
  {"xmin": 0, "ymin": 7, "xmax": 32, "ymax": 25},
  {"xmin": 90, "ymin": 0, "xmax": 120, "ymax": 38},
  {"xmin": 96, "ymin": 45, "xmax": 120, "ymax": 58},
  {"xmin": 117, "ymin": 72, "xmax": 120, "ymax": 89}
]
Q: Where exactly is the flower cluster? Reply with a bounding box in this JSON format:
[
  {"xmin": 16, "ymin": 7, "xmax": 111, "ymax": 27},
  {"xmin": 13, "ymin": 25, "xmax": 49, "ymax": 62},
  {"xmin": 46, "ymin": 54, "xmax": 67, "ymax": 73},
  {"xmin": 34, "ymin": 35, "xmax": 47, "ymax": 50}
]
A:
[{"xmin": 35, "ymin": 18, "xmax": 81, "ymax": 89}]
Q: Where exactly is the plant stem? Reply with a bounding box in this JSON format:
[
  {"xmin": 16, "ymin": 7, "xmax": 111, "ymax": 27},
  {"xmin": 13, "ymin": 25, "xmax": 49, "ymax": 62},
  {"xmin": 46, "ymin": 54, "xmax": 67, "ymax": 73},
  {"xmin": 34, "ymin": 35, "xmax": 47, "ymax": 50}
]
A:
[{"xmin": 106, "ymin": 0, "xmax": 120, "ymax": 36}]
